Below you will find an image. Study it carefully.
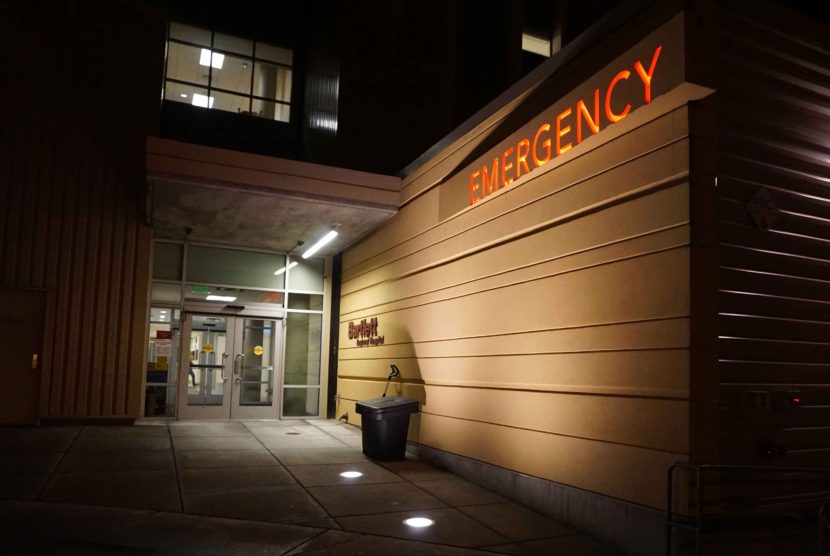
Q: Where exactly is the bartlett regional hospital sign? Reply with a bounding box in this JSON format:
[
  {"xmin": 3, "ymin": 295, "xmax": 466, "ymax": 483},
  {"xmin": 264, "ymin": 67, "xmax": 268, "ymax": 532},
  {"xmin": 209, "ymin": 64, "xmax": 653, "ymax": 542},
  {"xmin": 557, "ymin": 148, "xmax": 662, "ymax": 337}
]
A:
[{"xmin": 438, "ymin": 14, "xmax": 686, "ymax": 219}]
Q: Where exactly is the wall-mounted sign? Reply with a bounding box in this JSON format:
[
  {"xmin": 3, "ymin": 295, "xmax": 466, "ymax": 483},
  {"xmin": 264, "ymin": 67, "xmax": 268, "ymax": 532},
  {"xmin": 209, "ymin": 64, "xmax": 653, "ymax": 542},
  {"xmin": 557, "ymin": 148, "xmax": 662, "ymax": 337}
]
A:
[
  {"xmin": 203, "ymin": 343, "xmax": 214, "ymax": 353},
  {"xmin": 746, "ymin": 188, "xmax": 780, "ymax": 231},
  {"xmin": 438, "ymin": 14, "xmax": 686, "ymax": 220},
  {"xmin": 348, "ymin": 317, "xmax": 385, "ymax": 347},
  {"xmin": 154, "ymin": 340, "xmax": 172, "ymax": 357}
]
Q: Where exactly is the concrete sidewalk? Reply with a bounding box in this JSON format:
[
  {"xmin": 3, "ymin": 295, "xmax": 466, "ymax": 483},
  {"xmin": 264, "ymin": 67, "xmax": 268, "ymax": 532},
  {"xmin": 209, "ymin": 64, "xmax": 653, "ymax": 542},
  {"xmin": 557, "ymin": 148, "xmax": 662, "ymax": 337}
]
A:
[{"xmin": 0, "ymin": 420, "xmax": 623, "ymax": 555}]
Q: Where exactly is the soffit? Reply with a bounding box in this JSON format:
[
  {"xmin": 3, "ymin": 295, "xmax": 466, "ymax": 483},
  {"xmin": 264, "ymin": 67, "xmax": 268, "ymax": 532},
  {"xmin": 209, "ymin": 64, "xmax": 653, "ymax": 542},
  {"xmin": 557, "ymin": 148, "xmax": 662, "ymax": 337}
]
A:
[{"xmin": 147, "ymin": 137, "xmax": 399, "ymax": 254}]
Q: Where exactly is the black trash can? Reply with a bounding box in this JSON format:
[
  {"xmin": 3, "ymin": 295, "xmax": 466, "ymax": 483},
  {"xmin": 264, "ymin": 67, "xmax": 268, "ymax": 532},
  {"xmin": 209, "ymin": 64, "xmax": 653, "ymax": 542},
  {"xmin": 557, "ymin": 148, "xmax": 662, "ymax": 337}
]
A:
[{"xmin": 355, "ymin": 396, "xmax": 419, "ymax": 460}]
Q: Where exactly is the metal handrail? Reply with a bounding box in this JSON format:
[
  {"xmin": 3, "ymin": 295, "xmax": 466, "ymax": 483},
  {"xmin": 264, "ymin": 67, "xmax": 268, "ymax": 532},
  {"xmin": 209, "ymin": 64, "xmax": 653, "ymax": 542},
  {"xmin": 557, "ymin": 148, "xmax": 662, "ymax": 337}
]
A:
[{"xmin": 665, "ymin": 461, "xmax": 830, "ymax": 556}]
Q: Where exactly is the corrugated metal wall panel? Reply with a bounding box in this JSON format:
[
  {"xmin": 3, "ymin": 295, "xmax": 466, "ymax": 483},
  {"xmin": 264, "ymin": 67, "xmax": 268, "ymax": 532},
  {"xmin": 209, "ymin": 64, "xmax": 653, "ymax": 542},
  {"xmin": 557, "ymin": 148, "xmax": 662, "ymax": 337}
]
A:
[
  {"xmin": 0, "ymin": 0, "xmax": 164, "ymax": 418},
  {"xmin": 713, "ymin": 3, "xmax": 830, "ymax": 463}
]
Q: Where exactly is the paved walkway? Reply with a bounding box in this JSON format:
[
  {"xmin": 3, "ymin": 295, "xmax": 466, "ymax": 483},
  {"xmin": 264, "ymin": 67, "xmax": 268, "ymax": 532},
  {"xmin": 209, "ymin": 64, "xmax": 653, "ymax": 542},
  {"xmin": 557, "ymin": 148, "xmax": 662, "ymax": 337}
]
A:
[{"xmin": 0, "ymin": 420, "xmax": 623, "ymax": 555}]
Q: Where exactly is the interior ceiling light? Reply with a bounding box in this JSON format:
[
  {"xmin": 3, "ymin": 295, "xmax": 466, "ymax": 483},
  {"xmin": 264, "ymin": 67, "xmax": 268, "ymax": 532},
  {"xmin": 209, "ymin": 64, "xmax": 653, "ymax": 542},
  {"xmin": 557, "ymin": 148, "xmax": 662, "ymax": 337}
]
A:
[
  {"xmin": 199, "ymin": 48, "xmax": 224, "ymax": 69},
  {"xmin": 206, "ymin": 295, "xmax": 236, "ymax": 302},
  {"xmin": 274, "ymin": 261, "xmax": 299, "ymax": 276},
  {"xmin": 302, "ymin": 229, "xmax": 338, "ymax": 259},
  {"xmin": 403, "ymin": 517, "xmax": 435, "ymax": 528},
  {"xmin": 191, "ymin": 93, "xmax": 214, "ymax": 109},
  {"xmin": 339, "ymin": 471, "xmax": 363, "ymax": 478}
]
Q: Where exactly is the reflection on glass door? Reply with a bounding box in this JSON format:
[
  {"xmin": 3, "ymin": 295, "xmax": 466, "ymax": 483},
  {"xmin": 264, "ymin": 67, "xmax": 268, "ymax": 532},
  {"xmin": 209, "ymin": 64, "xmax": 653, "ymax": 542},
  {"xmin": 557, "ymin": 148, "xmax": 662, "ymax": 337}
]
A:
[
  {"xmin": 178, "ymin": 313, "xmax": 282, "ymax": 420},
  {"xmin": 187, "ymin": 316, "xmax": 228, "ymax": 406},
  {"xmin": 231, "ymin": 318, "xmax": 281, "ymax": 419}
]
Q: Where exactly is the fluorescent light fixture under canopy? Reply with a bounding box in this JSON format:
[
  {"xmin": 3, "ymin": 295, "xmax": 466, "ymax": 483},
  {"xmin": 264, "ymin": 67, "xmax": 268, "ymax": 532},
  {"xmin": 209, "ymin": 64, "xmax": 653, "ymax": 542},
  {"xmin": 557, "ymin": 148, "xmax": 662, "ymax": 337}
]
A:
[
  {"xmin": 274, "ymin": 261, "xmax": 299, "ymax": 276},
  {"xmin": 302, "ymin": 229, "xmax": 338, "ymax": 259}
]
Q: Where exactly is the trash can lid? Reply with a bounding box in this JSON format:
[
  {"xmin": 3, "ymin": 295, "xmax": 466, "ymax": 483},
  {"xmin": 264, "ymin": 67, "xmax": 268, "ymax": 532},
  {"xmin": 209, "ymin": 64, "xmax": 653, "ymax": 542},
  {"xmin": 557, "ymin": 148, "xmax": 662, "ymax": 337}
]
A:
[{"xmin": 355, "ymin": 396, "xmax": 419, "ymax": 414}]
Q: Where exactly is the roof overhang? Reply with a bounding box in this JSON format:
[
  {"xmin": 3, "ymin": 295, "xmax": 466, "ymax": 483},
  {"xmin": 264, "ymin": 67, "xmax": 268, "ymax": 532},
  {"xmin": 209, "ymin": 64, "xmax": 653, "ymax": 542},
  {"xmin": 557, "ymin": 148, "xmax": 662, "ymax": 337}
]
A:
[{"xmin": 146, "ymin": 138, "xmax": 400, "ymax": 255}]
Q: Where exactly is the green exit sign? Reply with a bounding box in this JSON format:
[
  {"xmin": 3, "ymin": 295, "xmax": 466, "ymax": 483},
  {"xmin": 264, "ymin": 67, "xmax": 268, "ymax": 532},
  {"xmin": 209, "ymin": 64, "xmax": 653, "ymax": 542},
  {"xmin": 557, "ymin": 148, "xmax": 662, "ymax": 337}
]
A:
[{"xmin": 191, "ymin": 285, "xmax": 210, "ymax": 294}]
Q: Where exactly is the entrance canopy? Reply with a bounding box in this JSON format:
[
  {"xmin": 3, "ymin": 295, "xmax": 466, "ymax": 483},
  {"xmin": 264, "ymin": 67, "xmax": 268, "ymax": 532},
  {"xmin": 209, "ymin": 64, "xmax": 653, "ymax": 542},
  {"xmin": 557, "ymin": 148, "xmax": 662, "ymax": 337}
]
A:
[{"xmin": 146, "ymin": 137, "xmax": 400, "ymax": 254}]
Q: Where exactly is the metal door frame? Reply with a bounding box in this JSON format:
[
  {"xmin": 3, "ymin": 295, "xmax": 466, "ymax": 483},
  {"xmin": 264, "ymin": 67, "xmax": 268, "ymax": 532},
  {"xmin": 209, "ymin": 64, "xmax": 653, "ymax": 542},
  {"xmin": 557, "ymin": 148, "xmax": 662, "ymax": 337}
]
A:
[{"xmin": 176, "ymin": 309, "xmax": 285, "ymax": 420}]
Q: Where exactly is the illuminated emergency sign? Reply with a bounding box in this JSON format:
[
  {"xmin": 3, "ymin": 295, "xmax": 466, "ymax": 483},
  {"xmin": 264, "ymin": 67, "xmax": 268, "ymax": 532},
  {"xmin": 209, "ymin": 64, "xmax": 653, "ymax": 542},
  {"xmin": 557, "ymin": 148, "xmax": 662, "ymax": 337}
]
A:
[
  {"xmin": 437, "ymin": 13, "xmax": 687, "ymax": 220},
  {"xmin": 469, "ymin": 46, "xmax": 662, "ymax": 206}
]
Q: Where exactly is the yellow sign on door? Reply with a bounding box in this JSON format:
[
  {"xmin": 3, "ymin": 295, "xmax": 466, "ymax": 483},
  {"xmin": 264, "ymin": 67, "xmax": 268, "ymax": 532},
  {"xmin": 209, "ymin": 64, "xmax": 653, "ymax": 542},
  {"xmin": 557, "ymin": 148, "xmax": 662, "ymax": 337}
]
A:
[
  {"xmin": 203, "ymin": 343, "xmax": 214, "ymax": 354},
  {"xmin": 253, "ymin": 345, "xmax": 264, "ymax": 356}
]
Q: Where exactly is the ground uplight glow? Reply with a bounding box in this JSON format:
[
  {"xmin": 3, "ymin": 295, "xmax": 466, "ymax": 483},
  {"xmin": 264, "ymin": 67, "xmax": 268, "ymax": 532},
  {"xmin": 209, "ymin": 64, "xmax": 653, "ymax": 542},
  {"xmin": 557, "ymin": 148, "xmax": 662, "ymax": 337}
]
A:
[{"xmin": 403, "ymin": 517, "xmax": 435, "ymax": 528}]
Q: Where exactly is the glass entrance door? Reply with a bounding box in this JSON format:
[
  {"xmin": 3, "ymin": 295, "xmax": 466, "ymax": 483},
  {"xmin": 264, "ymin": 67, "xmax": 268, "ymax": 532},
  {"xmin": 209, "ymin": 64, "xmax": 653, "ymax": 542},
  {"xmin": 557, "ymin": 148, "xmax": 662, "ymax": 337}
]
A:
[{"xmin": 177, "ymin": 314, "xmax": 282, "ymax": 420}]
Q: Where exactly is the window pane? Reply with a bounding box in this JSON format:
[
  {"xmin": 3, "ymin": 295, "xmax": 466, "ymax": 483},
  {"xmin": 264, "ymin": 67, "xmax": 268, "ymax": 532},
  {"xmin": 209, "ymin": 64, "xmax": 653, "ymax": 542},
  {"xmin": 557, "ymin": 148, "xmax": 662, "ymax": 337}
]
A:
[
  {"xmin": 283, "ymin": 388, "xmax": 319, "ymax": 417},
  {"xmin": 213, "ymin": 91, "xmax": 250, "ymax": 114},
  {"xmin": 252, "ymin": 99, "xmax": 290, "ymax": 122},
  {"xmin": 254, "ymin": 63, "xmax": 291, "ymax": 103},
  {"xmin": 186, "ymin": 246, "xmax": 286, "ymax": 289},
  {"xmin": 239, "ymin": 319, "xmax": 277, "ymax": 406},
  {"xmin": 151, "ymin": 282, "xmax": 182, "ymax": 304},
  {"xmin": 288, "ymin": 294, "xmax": 323, "ymax": 311},
  {"xmin": 284, "ymin": 313, "xmax": 321, "ymax": 385},
  {"xmin": 166, "ymin": 42, "xmax": 209, "ymax": 85},
  {"xmin": 212, "ymin": 53, "xmax": 253, "ymax": 95},
  {"xmin": 256, "ymin": 43, "xmax": 292, "ymax": 65},
  {"xmin": 147, "ymin": 308, "xmax": 180, "ymax": 385},
  {"xmin": 153, "ymin": 242, "xmax": 182, "ymax": 280},
  {"xmin": 145, "ymin": 385, "xmax": 177, "ymax": 417},
  {"xmin": 215, "ymin": 33, "xmax": 253, "ymax": 56},
  {"xmin": 164, "ymin": 81, "xmax": 210, "ymax": 107},
  {"xmin": 288, "ymin": 257, "xmax": 324, "ymax": 292},
  {"xmin": 169, "ymin": 22, "xmax": 210, "ymax": 46},
  {"xmin": 184, "ymin": 285, "xmax": 283, "ymax": 307}
]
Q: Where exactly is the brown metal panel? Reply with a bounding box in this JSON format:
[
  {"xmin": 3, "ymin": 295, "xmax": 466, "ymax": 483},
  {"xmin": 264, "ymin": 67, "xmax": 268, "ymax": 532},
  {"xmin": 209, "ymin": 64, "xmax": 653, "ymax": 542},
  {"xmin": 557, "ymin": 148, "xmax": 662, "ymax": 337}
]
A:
[
  {"xmin": 719, "ymin": 337, "xmax": 830, "ymax": 365},
  {"xmin": 102, "ymin": 183, "xmax": 127, "ymax": 416},
  {"xmin": 719, "ymin": 290, "xmax": 829, "ymax": 323},
  {"xmin": 89, "ymin": 170, "xmax": 114, "ymax": 416},
  {"xmin": 718, "ymin": 244, "xmax": 829, "ymax": 283},
  {"xmin": 127, "ymin": 223, "xmax": 152, "ymax": 417},
  {"xmin": 74, "ymin": 161, "xmax": 103, "ymax": 415},
  {"xmin": 719, "ymin": 221, "xmax": 830, "ymax": 262},
  {"xmin": 114, "ymin": 188, "xmax": 139, "ymax": 416},
  {"xmin": 64, "ymin": 138, "xmax": 98, "ymax": 416},
  {"xmin": 717, "ymin": 198, "xmax": 830, "ymax": 242},
  {"xmin": 720, "ymin": 314, "xmax": 830, "ymax": 344},
  {"xmin": 49, "ymin": 120, "xmax": 81, "ymax": 416},
  {"xmin": 720, "ymin": 361, "xmax": 830, "ymax": 385},
  {"xmin": 3, "ymin": 124, "xmax": 23, "ymax": 285},
  {"xmin": 720, "ymin": 263, "xmax": 830, "ymax": 303}
]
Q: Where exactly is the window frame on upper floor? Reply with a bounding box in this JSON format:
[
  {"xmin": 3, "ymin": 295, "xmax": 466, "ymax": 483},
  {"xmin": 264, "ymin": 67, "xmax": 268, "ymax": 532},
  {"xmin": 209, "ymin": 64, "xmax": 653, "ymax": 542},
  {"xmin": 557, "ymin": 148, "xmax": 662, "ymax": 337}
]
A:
[{"xmin": 163, "ymin": 21, "xmax": 294, "ymax": 123}]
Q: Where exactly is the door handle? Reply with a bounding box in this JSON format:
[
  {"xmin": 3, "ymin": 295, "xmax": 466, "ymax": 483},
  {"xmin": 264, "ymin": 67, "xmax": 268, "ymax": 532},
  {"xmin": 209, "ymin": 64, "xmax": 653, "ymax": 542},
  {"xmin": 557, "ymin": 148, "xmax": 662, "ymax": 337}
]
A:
[
  {"xmin": 234, "ymin": 353, "xmax": 245, "ymax": 376},
  {"xmin": 32, "ymin": 354, "xmax": 39, "ymax": 370},
  {"xmin": 220, "ymin": 352, "xmax": 230, "ymax": 382}
]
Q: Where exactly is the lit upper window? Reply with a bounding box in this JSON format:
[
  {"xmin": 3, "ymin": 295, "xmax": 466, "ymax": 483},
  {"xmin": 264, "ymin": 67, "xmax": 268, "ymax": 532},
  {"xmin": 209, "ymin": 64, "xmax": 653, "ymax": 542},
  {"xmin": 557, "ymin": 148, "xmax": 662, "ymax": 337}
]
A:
[
  {"xmin": 521, "ymin": 32, "xmax": 551, "ymax": 57},
  {"xmin": 164, "ymin": 22, "xmax": 293, "ymax": 123}
]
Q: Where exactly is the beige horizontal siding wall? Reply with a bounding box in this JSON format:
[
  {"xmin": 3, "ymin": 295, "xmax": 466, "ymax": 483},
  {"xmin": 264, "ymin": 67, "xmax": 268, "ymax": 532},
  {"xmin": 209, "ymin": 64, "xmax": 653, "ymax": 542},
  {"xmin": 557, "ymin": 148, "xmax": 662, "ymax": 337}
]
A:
[
  {"xmin": 709, "ymin": 3, "xmax": 830, "ymax": 463},
  {"xmin": 0, "ymin": 1, "xmax": 163, "ymax": 418},
  {"xmin": 339, "ymin": 102, "xmax": 694, "ymax": 509}
]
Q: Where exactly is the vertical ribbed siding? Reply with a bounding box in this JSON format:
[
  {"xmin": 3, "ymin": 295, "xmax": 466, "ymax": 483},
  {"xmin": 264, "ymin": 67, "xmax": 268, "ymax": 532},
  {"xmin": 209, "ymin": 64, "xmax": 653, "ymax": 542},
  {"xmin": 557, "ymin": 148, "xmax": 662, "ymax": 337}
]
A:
[
  {"xmin": 0, "ymin": 0, "xmax": 164, "ymax": 418},
  {"xmin": 713, "ymin": 3, "xmax": 830, "ymax": 462}
]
